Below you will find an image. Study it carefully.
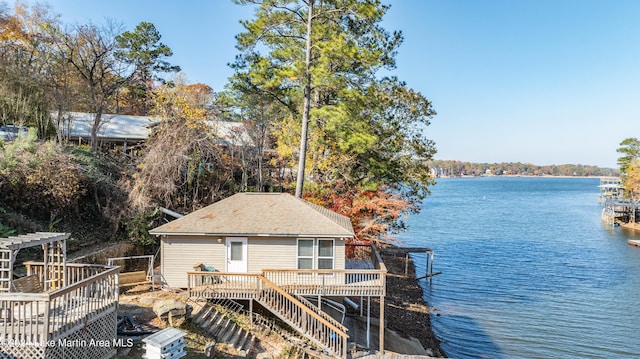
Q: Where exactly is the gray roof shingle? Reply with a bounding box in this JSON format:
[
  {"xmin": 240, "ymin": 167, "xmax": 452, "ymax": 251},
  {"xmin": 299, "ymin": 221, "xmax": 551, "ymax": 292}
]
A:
[{"xmin": 150, "ymin": 193, "xmax": 354, "ymax": 238}]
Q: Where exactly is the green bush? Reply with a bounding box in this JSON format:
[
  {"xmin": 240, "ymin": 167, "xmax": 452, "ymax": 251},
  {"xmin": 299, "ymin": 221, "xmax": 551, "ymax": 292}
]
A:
[{"xmin": 0, "ymin": 207, "xmax": 16, "ymax": 238}]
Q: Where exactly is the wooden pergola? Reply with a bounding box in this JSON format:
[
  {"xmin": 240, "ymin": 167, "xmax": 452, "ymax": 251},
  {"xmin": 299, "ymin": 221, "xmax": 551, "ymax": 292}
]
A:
[{"xmin": 0, "ymin": 232, "xmax": 69, "ymax": 292}]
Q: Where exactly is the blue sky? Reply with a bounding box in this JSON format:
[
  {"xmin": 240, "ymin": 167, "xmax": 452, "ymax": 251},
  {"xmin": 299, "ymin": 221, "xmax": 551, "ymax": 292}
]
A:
[{"xmin": 26, "ymin": 0, "xmax": 640, "ymax": 168}]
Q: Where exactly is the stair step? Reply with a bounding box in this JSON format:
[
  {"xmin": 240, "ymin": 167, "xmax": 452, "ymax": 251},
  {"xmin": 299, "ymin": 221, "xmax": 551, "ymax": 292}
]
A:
[
  {"xmin": 212, "ymin": 316, "xmax": 232, "ymax": 338},
  {"xmin": 206, "ymin": 309, "xmax": 222, "ymax": 325},
  {"xmin": 236, "ymin": 334, "xmax": 254, "ymax": 357},
  {"xmin": 204, "ymin": 311, "xmax": 222, "ymax": 335},
  {"xmin": 194, "ymin": 305, "xmax": 215, "ymax": 325},
  {"xmin": 189, "ymin": 303, "xmax": 258, "ymax": 357},
  {"xmin": 235, "ymin": 329, "xmax": 252, "ymax": 351},
  {"xmin": 220, "ymin": 322, "xmax": 240, "ymax": 343},
  {"xmin": 243, "ymin": 334, "xmax": 255, "ymax": 352},
  {"xmin": 189, "ymin": 302, "xmax": 206, "ymax": 319}
]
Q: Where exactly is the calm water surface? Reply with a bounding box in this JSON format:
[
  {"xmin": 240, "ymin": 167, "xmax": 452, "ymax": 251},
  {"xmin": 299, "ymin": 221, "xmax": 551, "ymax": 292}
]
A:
[{"xmin": 397, "ymin": 177, "xmax": 640, "ymax": 359}]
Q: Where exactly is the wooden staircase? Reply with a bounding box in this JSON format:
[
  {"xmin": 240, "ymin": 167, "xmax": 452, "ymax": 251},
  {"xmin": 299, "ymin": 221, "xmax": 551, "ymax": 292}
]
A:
[
  {"xmin": 255, "ymin": 275, "xmax": 349, "ymax": 358},
  {"xmin": 189, "ymin": 300, "xmax": 255, "ymax": 356}
]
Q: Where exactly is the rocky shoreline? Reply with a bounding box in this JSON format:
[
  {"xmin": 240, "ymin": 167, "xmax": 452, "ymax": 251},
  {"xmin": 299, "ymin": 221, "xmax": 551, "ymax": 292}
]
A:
[{"xmin": 373, "ymin": 248, "xmax": 447, "ymax": 357}]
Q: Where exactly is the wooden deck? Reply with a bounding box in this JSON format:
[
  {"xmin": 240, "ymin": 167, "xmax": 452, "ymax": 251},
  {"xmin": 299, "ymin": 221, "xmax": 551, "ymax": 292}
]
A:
[
  {"xmin": 187, "ymin": 269, "xmax": 386, "ymax": 299},
  {"xmin": 186, "ymin": 243, "xmax": 388, "ymax": 358},
  {"xmin": 0, "ymin": 263, "xmax": 120, "ymax": 359},
  {"xmin": 628, "ymin": 239, "xmax": 640, "ymax": 248}
]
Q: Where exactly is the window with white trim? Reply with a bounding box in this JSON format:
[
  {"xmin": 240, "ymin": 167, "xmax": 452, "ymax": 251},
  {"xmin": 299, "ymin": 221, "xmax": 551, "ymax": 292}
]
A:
[
  {"xmin": 297, "ymin": 239, "xmax": 314, "ymax": 270},
  {"xmin": 296, "ymin": 238, "xmax": 335, "ymax": 270},
  {"xmin": 317, "ymin": 238, "xmax": 334, "ymax": 270}
]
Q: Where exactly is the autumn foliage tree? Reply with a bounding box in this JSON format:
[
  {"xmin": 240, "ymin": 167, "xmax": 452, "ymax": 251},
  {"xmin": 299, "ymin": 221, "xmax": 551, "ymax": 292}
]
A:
[
  {"xmin": 624, "ymin": 159, "xmax": 640, "ymax": 200},
  {"xmin": 129, "ymin": 77, "xmax": 237, "ymax": 213},
  {"xmin": 231, "ymin": 0, "xmax": 437, "ymax": 243},
  {"xmin": 303, "ymin": 182, "xmax": 415, "ymax": 243},
  {"xmin": 618, "ymin": 138, "xmax": 640, "ymax": 198},
  {"xmin": 0, "ymin": 1, "xmax": 61, "ymax": 136}
]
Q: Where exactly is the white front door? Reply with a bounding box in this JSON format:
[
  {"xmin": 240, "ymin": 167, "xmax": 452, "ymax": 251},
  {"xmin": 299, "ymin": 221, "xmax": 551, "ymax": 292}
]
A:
[{"xmin": 226, "ymin": 237, "xmax": 248, "ymax": 273}]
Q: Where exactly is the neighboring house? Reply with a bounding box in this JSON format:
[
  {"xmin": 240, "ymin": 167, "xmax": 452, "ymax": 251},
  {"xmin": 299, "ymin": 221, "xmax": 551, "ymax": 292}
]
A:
[
  {"xmin": 54, "ymin": 111, "xmax": 254, "ymax": 150},
  {"xmin": 211, "ymin": 120, "xmax": 255, "ymax": 147},
  {"xmin": 54, "ymin": 112, "xmax": 157, "ymax": 151},
  {"xmin": 149, "ymin": 192, "xmax": 388, "ymax": 357}
]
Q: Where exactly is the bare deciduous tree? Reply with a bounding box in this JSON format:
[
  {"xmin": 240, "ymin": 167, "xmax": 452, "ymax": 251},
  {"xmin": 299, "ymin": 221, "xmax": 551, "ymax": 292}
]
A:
[{"xmin": 62, "ymin": 20, "xmax": 132, "ymax": 149}]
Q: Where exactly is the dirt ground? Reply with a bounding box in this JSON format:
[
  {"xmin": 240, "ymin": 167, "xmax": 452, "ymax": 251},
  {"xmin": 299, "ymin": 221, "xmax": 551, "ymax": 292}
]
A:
[
  {"xmin": 117, "ymin": 287, "xmax": 293, "ymax": 358},
  {"xmin": 116, "ymin": 250, "xmax": 447, "ymax": 358}
]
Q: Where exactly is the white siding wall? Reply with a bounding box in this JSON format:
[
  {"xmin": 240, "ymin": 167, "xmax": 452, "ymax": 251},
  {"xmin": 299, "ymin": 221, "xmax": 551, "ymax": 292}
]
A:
[
  {"xmin": 248, "ymin": 238, "xmax": 296, "ymax": 272},
  {"xmin": 161, "ymin": 236, "xmax": 225, "ymax": 288},
  {"xmin": 161, "ymin": 235, "xmax": 348, "ymax": 288},
  {"xmin": 335, "ymin": 239, "xmax": 345, "ymax": 270}
]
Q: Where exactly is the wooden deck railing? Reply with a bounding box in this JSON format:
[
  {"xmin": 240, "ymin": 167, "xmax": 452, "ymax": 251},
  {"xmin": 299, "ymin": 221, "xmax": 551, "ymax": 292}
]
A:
[
  {"xmin": 187, "ymin": 272, "xmax": 349, "ymax": 358},
  {"xmin": 0, "ymin": 264, "xmax": 119, "ymax": 343},
  {"xmin": 46, "ymin": 265, "xmax": 119, "ymax": 339},
  {"xmin": 187, "ymin": 272, "xmax": 258, "ymax": 299},
  {"xmin": 24, "ymin": 261, "xmax": 109, "ymax": 290},
  {"xmin": 188, "ymin": 269, "xmax": 386, "ymax": 298},
  {"xmin": 263, "ymin": 269, "xmax": 386, "ymax": 297},
  {"xmin": 256, "ymin": 275, "xmax": 348, "ymax": 358}
]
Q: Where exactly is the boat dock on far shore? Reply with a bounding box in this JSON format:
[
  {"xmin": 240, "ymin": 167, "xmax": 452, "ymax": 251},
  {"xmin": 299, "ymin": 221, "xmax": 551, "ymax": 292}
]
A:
[{"xmin": 598, "ymin": 177, "xmax": 640, "ymax": 226}]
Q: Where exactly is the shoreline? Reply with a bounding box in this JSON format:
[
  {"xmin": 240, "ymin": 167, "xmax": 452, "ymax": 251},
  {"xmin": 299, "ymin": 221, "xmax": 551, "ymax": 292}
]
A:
[
  {"xmin": 375, "ymin": 247, "xmax": 447, "ymax": 357},
  {"xmin": 438, "ymin": 174, "xmax": 611, "ymax": 179},
  {"xmin": 619, "ymin": 221, "xmax": 640, "ymax": 232}
]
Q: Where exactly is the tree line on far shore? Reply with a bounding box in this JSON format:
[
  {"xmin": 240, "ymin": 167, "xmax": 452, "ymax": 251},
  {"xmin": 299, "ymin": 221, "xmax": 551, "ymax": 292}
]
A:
[{"xmin": 431, "ymin": 160, "xmax": 618, "ymax": 177}]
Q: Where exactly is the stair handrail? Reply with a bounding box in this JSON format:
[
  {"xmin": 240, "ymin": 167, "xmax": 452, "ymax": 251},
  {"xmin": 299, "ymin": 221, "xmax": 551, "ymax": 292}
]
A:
[
  {"xmin": 257, "ymin": 275, "xmax": 348, "ymax": 358},
  {"xmin": 295, "ymin": 294, "xmax": 348, "ymax": 333}
]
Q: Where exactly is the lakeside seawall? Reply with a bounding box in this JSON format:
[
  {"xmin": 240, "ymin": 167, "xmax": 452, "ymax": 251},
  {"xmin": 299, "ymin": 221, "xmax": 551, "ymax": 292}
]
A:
[{"xmin": 376, "ymin": 248, "xmax": 447, "ymax": 357}]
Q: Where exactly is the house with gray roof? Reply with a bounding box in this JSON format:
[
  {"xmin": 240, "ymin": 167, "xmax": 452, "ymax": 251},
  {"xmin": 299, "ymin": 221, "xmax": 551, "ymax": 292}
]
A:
[
  {"xmin": 149, "ymin": 192, "xmax": 389, "ymax": 357},
  {"xmin": 55, "ymin": 111, "xmax": 156, "ymax": 146},
  {"xmin": 150, "ymin": 192, "xmax": 355, "ymax": 288}
]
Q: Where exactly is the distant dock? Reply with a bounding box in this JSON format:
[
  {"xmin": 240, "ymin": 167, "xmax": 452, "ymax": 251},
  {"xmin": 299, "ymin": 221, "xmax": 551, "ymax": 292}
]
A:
[
  {"xmin": 598, "ymin": 177, "xmax": 640, "ymax": 226},
  {"xmin": 628, "ymin": 240, "xmax": 640, "ymax": 248}
]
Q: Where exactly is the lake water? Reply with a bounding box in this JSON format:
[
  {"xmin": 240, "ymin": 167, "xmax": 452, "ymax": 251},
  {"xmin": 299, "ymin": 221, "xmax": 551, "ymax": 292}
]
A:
[{"xmin": 397, "ymin": 177, "xmax": 640, "ymax": 359}]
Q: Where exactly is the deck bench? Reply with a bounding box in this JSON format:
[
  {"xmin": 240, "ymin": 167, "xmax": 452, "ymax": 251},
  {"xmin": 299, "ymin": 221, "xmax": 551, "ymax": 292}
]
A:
[{"xmin": 118, "ymin": 271, "xmax": 150, "ymax": 287}]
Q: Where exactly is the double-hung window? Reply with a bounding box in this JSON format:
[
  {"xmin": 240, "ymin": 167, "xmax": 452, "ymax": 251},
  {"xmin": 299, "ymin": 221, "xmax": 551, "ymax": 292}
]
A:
[
  {"xmin": 297, "ymin": 239, "xmax": 314, "ymax": 270},
  {"xmin": 317, "ymin": 239, "xmax": 334, "ymax": 269},
  {"xmin": 297, "ymin": 238, "xmax": 335, "ymax": 270}
]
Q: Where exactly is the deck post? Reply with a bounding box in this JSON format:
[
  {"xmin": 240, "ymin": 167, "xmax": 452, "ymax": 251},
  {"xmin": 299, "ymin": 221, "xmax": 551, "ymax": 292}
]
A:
[
  {"xmin": 366, "ymin": 296, "xmax": 370, "ymax": 348},
  {"xmin": 404, "ymin": 253, "xmax": 409, "ymax": 277},
  {"xmin": 249, "ymin": 299, "xmax": 253, "ymax": 330},
  {"xmin": 43, "ymin": 301, "xmax": 50, "ymax": 343},
  {"xmin": 379, "ymin": 294, "xmax": 385, "ymax": 355}
]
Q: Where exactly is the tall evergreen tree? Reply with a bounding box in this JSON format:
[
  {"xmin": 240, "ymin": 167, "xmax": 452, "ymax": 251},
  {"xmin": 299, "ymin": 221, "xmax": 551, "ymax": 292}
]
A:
[
  {"xmin": 115, "ymin": 21, "xmax": 180, "ymax": 114},
  {"xmin": 231, "ymin": 0, "xmax": 437, "ymax": 240}
]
